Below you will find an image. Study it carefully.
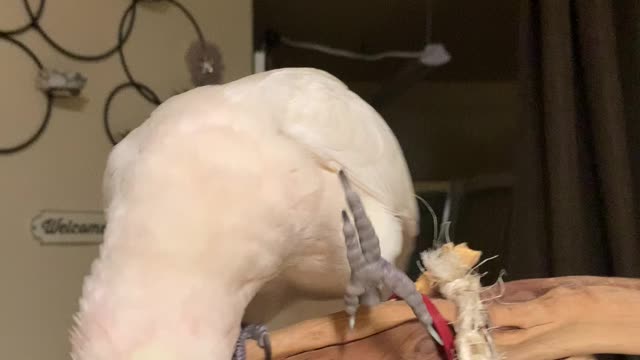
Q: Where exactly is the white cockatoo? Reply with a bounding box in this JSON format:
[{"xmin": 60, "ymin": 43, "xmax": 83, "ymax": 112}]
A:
[{"xmin": 70, "ymin": 67, "xmax": 420, "ymax": 360}]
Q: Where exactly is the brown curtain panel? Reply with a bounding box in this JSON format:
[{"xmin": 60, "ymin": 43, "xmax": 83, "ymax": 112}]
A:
[{"xmin": 506, "ymin": 0, "xmax": 640, "ymax": 280}]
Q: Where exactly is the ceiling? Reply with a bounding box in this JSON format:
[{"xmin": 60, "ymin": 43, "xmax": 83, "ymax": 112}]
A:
[{"xmin": 254, "ymin": 0, "xmax": 520, "ymax": 83}]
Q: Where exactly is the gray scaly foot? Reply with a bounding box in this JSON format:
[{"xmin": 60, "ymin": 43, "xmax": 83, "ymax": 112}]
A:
[
  {"xmin": 232, "ymin": 323, "xmax": 271, "ymax": 360},
  {"xmin": 338, "ymin": 170, "xmax": 443, "ymax": 345}
]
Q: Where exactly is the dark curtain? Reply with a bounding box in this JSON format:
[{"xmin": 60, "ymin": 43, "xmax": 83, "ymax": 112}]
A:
[
  {"xmin": 445, "ymin": 3, "xmax": 640, "ymax": 359},
  {"xmin": 506, "ymin": 0, "xmax": 640, "ymax": 281}
]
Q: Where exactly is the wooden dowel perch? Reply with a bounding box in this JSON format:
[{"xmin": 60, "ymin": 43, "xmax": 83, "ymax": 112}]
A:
[{"xmin": 246, "ymin": 276, "xmax": 640, "ymax": 360}]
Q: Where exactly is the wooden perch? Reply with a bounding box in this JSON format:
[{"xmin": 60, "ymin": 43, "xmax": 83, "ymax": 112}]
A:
[{"xmin": 246, "ymin": 276, "xmax": 640, "ymax": 360}]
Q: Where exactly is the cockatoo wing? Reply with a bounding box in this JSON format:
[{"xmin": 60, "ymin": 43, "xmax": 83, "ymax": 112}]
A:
[
  {"xmin": 122, "ymin": 67, "xmax": 419, "ymax": 239},
  {"xmin": 266, "ymin": 68, "xmax": 419, "ymax": 238}
]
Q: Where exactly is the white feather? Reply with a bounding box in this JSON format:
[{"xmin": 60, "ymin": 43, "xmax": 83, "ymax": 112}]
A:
[{"xmin": 70, "ymin": 68, "xmax": 419, "ymax": 360}]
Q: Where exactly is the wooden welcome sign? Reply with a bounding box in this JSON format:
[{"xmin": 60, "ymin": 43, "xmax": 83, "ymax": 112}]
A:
[{"xmin": 31, "ymin": 210, "xmax": 105, "ymax": 245}]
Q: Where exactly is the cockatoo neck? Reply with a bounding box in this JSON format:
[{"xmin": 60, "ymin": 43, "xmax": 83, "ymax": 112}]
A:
[{"xmin": 70, "ymin": 254, "xmax": 257, "ymax": 360}]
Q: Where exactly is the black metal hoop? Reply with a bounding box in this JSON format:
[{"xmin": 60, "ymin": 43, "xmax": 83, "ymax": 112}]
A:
[
  {"xmin": 103, "ymin": 81, "xmax": 159, "ymax": 145},
  {"xmin": 117, "ymin": 0, "xmax": 206, "ymax": 104},
  {"xmin": 24, "ymin": 0, "xmax": 136, "ymax": 61},
  {"xmin": 0, "ymin": 0, "xmax": 44, "ymax": 36},
  {"xmin": 0, "ymin": 0, "xmax": 209, "ymax": 150},
  {"xmin": 0, "ymin": 35, "xmax": 53, "ymax": 154}
]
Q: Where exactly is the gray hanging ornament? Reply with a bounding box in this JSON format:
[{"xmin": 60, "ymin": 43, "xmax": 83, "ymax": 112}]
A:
[{"xmin": 185, "ymin": 40, "xmax": 224, "ymax": 86}]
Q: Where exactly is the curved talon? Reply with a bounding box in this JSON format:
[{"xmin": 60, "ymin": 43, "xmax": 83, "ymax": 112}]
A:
[
  {"xmin": 258, "ymin": 331, "xmax": 272, "ymax": 360},
  {"xmin": 428, "ymin": 325, "xmax": 443, "ymax": 346}
]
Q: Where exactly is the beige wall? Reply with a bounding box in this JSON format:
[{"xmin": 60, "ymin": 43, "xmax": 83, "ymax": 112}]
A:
[{"xmin": 0, "ymin": 1, "xmax": 251, "ymax": 359}]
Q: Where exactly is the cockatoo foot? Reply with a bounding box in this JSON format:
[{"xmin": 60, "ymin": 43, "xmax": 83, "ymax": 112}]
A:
[
  {"xmin": 232, "ymin": 323, "xmax": 271, "ymax": 360},
  {"xmin": 338, "ymin": 170, "xmax": 442, "ymax": 345},
  {"xmin": 338, "ymin": 170, "xmax": 385, "ymax": 323}
]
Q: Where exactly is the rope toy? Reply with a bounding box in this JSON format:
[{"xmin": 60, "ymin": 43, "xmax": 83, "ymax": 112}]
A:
[{"xmin": 420, "ymin": 240, "xmax": 499, "ymax": 360}]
